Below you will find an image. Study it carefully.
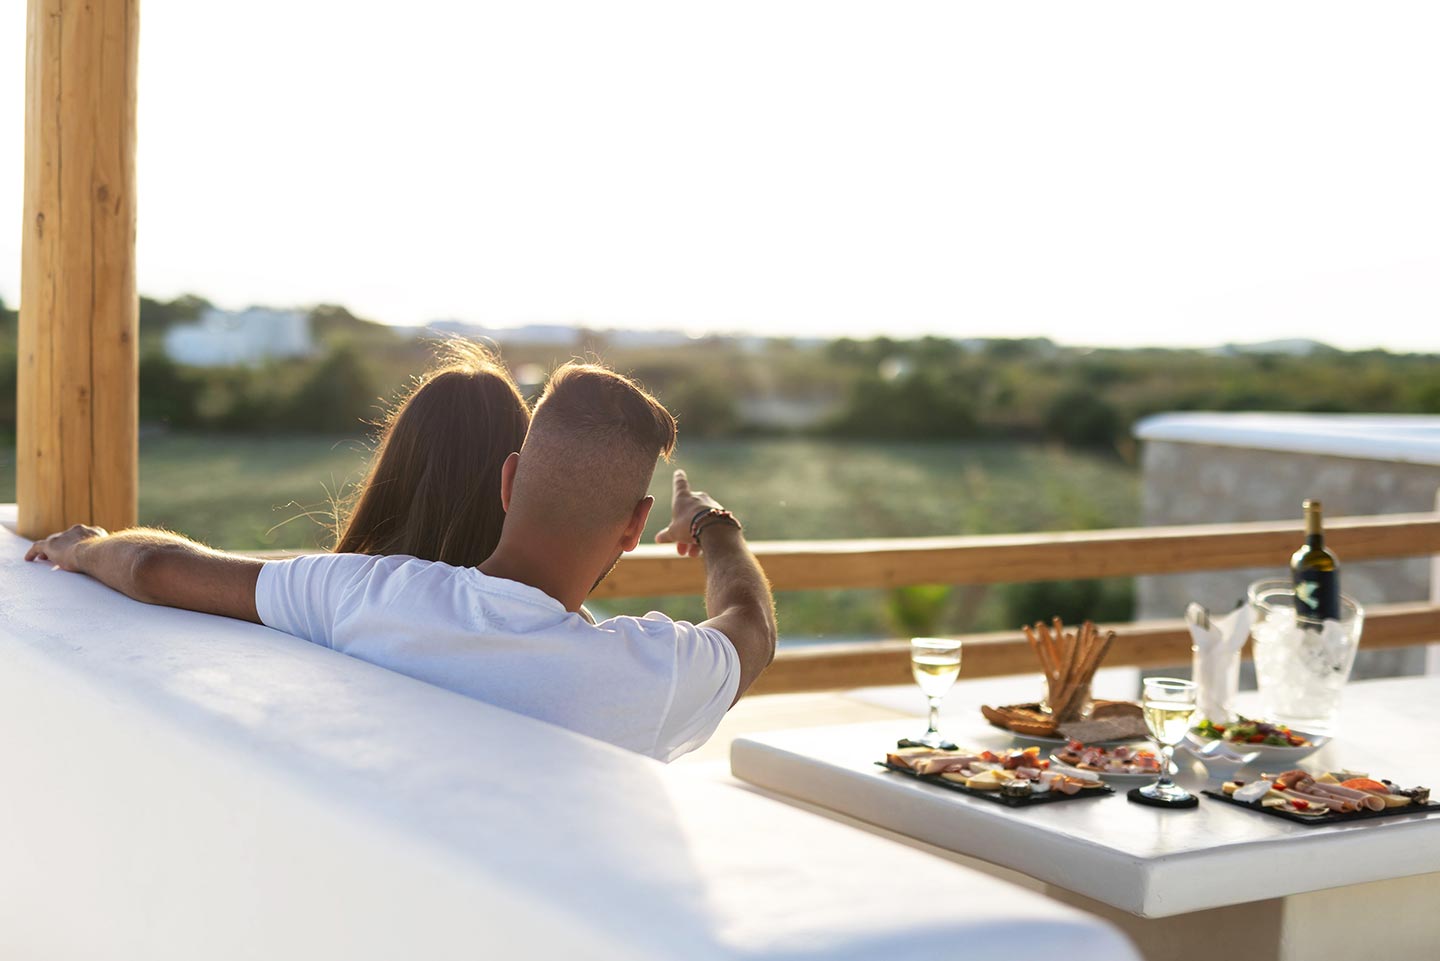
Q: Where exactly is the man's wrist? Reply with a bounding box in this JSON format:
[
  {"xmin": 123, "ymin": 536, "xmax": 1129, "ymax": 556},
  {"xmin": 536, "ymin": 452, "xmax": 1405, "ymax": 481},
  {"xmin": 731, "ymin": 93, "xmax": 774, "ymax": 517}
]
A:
[
  {"xmin": 695, "ymin": 520, "xmax": 745, "ymax": 552},
  {"xmin": 69, "ymin": 535, "xmax": 103, "ymax": 574},
  {"xmin": 690, "ymin": 508, "xmax": 741, "ymax": 543}
]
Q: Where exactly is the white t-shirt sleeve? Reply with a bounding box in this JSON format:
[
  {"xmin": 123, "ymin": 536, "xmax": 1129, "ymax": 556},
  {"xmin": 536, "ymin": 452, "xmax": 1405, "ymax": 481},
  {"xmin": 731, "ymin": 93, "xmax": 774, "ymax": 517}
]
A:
[
  {"xmin": 651, "ymin": 615, "xmax": 741, "ymax": 762},
  {"xmin": 255, "ymin": 553, "xmax": 382, "ymax": 648}
]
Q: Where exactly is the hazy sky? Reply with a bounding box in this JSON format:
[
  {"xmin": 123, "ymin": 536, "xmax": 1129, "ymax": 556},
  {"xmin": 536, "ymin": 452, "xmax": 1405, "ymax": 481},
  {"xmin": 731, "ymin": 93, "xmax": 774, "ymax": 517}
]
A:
[{"xmin": 3, "ymin": 2, "xmax": 1438, "ymax": 350}]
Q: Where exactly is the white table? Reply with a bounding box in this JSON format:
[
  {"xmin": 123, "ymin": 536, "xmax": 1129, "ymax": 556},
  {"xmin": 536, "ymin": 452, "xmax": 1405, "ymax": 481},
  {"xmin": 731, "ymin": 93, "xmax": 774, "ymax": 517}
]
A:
[{"xmin": 731, "ymin": 674, "xmax": 1440, "ymax": 961}]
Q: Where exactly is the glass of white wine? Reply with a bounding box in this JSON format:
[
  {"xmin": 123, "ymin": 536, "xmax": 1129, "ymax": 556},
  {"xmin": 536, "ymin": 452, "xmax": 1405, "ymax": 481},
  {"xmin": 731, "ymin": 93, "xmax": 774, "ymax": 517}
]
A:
[
  {"xmin": 1139, "ymin": 676, "xmax": 1198, "ymax": 804},
  {"xmin": 911, "ymin": 638, "xmax": 963, "ymax": 748}
]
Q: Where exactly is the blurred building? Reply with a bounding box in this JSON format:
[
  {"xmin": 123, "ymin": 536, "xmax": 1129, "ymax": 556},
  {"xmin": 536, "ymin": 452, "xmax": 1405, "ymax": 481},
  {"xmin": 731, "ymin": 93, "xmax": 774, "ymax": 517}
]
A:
[
  {"xmin": 1135, "ymin": 412, "xmax": 1440, "ymax": 678},
  {"xmin": 164, "ymin": 307, "xmax": 314, "ymax": 367}
]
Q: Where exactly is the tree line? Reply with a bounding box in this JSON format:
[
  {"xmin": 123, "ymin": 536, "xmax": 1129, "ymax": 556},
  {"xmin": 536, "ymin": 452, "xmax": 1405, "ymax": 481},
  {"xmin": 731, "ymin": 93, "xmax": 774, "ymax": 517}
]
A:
[{"xmin": 3, "ymin": 294, "xmax": 1439, "ymax": 453}]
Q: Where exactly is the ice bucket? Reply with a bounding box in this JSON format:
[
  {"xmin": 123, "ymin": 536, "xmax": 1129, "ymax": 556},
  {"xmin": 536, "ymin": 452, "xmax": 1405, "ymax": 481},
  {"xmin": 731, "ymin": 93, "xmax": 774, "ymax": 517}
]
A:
[{"xmin": 1247, "ymin": 579, "xmax": 1363, "ymax": 736}]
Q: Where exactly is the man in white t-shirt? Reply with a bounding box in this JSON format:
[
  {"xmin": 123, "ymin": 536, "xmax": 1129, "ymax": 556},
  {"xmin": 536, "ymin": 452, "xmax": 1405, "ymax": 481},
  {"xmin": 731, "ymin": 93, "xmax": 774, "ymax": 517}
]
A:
[{"xmin": 24, "ymin": 363, "xmax": 777, "ymax": 762}]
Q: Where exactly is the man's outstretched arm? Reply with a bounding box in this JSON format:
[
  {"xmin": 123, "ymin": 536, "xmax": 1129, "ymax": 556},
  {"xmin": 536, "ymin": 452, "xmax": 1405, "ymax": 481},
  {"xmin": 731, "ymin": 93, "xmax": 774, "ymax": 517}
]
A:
[
  {"xmin": 655, "ymin": 471, "xmax": 777, "ymax": 702},
  {"xmin": 25, "ymin": 525, "xmax": 262, "ymax": 622}
]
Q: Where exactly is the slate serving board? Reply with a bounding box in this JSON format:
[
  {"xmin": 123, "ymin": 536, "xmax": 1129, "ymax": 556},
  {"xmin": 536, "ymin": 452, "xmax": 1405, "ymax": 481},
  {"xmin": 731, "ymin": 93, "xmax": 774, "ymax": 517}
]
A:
[
  {"xmin": 1202, "ymin": 789, "xmax": 1440, "ymax": 826},
  {"xmin": 878, "ymin": 762, "xmax": 1114, "ymax": 808}
]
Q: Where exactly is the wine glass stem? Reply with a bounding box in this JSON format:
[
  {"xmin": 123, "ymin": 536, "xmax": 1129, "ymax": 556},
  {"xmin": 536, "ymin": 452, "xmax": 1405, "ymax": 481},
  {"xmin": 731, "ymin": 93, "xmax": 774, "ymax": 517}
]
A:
[
  {"xmin": 927, "ymin": 697, "xmax": 943, "ymax": 734},
  {"xmin": 1157, "ymin": 744, "xmax": 1175, "ymax": 788}
]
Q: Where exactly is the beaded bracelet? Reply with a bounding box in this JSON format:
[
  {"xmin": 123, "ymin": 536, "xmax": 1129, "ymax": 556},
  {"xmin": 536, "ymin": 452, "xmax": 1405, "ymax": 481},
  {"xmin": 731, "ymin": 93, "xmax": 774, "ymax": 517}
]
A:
[
  {"xmin": 694, "ymin": 516, "xmax": 742, "ymax": 544},
  {"xmin": 690, "ymin": 507, "xmax": 742, "ymax": 543},
  {"xmin": 689, "ymin": 507, "xmax": 717, "ymax": 540}
]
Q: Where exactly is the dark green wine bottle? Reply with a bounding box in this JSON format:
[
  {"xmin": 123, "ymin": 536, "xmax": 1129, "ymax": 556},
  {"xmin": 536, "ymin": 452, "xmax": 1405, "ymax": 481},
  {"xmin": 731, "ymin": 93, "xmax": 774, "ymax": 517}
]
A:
[{"xmin": 1290, "ymin": 499, "xmax": 1340, "ymax": 623}]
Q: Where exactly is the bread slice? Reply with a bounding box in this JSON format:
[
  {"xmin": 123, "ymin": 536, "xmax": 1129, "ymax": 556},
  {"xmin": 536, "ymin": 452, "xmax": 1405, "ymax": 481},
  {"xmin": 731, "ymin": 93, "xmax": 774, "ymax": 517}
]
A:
[
  {"xmin": 1057, "ymin": 714, "xmax": 1149, "ymax": 743},
  {"xmin": 981, "ymin": 703, "xmax": 1058, "ymax": 737}
]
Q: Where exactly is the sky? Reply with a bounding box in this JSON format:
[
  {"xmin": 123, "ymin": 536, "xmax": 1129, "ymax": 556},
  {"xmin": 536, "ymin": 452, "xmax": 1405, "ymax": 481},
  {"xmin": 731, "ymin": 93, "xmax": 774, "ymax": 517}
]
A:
[{"xmin": 2, "ymin": 1, "xmax": 1439, "ymax": 351}]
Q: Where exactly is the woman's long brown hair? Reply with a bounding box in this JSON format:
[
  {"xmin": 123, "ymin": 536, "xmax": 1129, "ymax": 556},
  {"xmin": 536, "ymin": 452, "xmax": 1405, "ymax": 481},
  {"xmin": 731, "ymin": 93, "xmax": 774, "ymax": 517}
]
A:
[{"xmin": 334, "ymin": 341, "xmax": 530, "ymax": 568}]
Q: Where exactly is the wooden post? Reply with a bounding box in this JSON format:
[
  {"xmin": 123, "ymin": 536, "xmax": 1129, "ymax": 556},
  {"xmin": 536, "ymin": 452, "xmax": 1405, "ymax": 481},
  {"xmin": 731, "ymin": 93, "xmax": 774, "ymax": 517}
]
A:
[{"xmin": 17, "ymin": 0, "xmax": 140, "ymax": 538}]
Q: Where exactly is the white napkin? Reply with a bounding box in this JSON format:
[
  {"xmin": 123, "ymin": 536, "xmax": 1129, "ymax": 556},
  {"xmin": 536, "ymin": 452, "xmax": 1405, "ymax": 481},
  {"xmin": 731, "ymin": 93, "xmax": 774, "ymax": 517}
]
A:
[{"xmin": 1188, "ymin": 602, "xmax": 1254, "ymax": 724}]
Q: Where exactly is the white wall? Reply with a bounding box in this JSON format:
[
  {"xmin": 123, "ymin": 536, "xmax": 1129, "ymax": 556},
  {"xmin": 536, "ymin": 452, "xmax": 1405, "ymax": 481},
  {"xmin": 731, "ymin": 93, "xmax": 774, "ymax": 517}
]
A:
[
  {"xmin": 0, "ymin": 510, "xmax": 1137, "ymax": 961},
  {"xmin": 164, "ymin": 307, "xmax": 314, "ymax": 367}
]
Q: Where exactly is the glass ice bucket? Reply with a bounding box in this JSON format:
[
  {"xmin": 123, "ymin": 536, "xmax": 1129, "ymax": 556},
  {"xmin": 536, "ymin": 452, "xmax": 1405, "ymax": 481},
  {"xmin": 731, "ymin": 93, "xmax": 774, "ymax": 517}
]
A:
[{"xmin": 1247, "ymin": 579, "xmax": 1363, "ymax": 736}]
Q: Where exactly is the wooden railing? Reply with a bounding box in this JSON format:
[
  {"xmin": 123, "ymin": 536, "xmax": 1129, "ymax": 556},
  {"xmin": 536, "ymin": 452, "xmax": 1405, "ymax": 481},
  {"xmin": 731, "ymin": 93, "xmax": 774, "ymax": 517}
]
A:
[
  {"xmin": 592, "ymin": 511, "xmax": 1440, "ymax": 695},
  {"xmin": 250, "ymin": 510, "xmax": 1440, "ymax": 695}
]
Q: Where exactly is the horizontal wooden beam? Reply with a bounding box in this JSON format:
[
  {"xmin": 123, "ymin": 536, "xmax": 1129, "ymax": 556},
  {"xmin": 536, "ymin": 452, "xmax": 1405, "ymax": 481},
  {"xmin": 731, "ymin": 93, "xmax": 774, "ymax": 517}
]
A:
[
  {"xmin": 249, "ymin": 529, "xmax": 1439, "ymax": 693},
  {"xmin": 746, "ymin": 601, "xmax": 1440, "ymax": 696},
  {"xmin": 593, "ymin": 512, "xmax": 1440, "ymax": 598}
]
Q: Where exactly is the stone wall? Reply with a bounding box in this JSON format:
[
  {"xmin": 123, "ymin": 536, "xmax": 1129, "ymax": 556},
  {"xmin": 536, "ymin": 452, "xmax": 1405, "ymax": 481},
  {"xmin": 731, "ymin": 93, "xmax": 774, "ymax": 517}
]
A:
[{"xmin": 1137, "ymin": 441, "xmax": 1439, "ymax": 677}]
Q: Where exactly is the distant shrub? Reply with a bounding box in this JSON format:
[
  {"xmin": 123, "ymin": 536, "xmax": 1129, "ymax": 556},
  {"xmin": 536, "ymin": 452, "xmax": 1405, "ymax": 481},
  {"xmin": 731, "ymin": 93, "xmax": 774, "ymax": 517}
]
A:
[
  {"xmin": 0, "ymin": 301, "xmax": 16, "ymax": 430},
  {"xmin": 886, "ymin": 585, "xmax": 954, "ymax": 637},
  {"xmin": 1042, "ymin": 387, "xmax": 1123, "ymax": 449},
  {"xmin": 281, "ymin": 346, "xmax": 380, "ymax": 433},
  {"xmin": 665, "ymin": 377, "xmax": 740, "ymax": 438},
  {"xmin": 998, "ymin": 578, "xmax": 1134, "ymax": 630},
  {"xmin": 829, "ymin": 372, "xmax": 978, "ymax": 439},
  {"xmin": 139, "ymin": 293, "xmax": 211, "ymax": 337},
  {"xmin": 139, "ymin": 352, "xmax": 204, "ymax": 427}
]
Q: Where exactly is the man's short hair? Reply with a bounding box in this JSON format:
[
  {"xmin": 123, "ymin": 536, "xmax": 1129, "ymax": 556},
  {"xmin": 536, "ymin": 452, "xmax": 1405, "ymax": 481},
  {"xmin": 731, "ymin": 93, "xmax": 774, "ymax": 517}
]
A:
[{"xmin": 510, "ymin": 363, "xmax": 677, "ymax": 532}]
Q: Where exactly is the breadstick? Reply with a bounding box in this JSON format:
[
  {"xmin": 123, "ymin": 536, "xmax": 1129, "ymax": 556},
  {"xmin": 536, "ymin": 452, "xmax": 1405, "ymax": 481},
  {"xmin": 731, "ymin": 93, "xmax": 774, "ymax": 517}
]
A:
[
  {"xmin": 1024, "ymin": 623, "xmax": 1057, "ymax": 689},
  {"xmin": 1035, "ymin": 621, "xmax": 1059, "ymax": 709},
  {"xmin": 1063, "ymin": 627, "xmax": 1116, "ymax": 721},
  {"xmin": 1036, "ymin": 621, "xmax": 1062, "ymax": 691},
  {"xmin": 1042, "ymin": 619, "xmax": 1077, "ymax": 717},
  {"xmin": 1075, "ymin": 623, "xmax": 1104, "ymax": 713},
  {"xmin": 1059, "ymin": 625, "xmax": 1082, "ymax": 714},
  {"xmin": 1062, "ymin": 622, "xmax": 1098, "ymax": 720},
  {"xmin": 1059, "ymin": 620, "xmax": 1103, "ymax": 723},
  {"xmin": 1078, "ymin": 622, "xmax": 1096, "ymax": 673},
  {"xmin": 1055, "ymin": 617, "xmax": 1079, "ymax": 681}
]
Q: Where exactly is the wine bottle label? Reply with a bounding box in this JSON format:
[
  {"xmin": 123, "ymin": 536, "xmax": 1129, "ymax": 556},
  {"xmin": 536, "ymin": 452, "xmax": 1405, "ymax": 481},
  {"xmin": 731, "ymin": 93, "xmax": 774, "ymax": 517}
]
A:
[{"xmin": 1293, "ymin": 570, "xmax": 1339, "ymax": 622}]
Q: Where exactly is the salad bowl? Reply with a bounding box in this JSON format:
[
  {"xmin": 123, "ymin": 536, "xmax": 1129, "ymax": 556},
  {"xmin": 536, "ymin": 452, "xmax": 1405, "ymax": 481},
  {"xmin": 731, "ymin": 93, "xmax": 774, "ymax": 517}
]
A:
[{"xmin": 1184, "ymin": 717, "xmax": 1328, "ymax": 766}]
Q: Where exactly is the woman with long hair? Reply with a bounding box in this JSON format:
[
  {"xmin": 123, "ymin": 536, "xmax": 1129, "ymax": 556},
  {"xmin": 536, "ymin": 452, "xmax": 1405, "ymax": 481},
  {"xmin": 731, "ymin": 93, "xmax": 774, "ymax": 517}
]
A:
[{"xmin": 334, "ymin": 340, "xmax": 530, "ymax": 568}]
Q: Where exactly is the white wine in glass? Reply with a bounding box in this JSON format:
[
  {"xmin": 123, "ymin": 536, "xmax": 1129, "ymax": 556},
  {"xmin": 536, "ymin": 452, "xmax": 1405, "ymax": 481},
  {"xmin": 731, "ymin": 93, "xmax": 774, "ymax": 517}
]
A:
[
  {"xmin": 1139, "ymin": 676, "xmax": 1198, "ymax": 804},
  {"xmin": 911, "ymin": 638, "xmax": 963, "ymax": 748}
]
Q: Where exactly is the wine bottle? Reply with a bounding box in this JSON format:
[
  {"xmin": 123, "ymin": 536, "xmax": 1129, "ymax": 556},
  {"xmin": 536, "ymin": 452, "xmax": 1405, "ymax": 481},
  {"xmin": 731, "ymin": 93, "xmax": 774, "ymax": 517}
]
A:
[{"xmin": 1290, "ymin": 499, "xmax": 1340, "ymax": 623}]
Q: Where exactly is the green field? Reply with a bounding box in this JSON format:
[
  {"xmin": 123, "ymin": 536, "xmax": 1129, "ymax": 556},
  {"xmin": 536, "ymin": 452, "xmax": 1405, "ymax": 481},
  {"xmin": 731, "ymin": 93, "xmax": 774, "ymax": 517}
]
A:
[{"xmin": 1, "ymin": 433, "xmax": 1138, "ymax": 637}]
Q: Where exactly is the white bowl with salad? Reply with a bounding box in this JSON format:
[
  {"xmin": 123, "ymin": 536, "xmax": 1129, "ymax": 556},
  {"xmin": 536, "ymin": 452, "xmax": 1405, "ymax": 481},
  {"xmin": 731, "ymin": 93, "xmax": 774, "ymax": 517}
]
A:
[{"xmin": 1183, "ymin": 716, "xmax": 1328, "ymax": 765}]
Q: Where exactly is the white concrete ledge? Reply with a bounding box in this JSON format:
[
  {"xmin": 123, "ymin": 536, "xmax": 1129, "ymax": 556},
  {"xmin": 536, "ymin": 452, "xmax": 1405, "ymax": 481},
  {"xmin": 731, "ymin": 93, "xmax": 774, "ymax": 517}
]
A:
[
  {"xmin": 0, "ymin": 513, "xmax": 1136, "ymax": 960},
  {"xmin": 1135, "ymin": 413, "xmax": 1440, "ymax": 466}
]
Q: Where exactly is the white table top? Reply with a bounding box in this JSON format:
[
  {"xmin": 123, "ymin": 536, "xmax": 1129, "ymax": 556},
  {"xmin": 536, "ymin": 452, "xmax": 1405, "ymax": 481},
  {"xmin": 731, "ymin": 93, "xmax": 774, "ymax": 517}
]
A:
[{"xmin": 731, "ymin": 674, "xmax": 1440, "ymax": 918}]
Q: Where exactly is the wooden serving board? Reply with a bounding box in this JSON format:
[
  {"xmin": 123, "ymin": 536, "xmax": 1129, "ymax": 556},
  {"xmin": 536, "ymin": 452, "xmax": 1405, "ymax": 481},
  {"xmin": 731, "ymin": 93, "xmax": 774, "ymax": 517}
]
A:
[
  {"xmin": 1201, "ymin": 790, "xmax": 1440, "ymax": 826},
  {"xmin": 877, "ymin": 762, "xmax": 1114, "ymax": 808}
]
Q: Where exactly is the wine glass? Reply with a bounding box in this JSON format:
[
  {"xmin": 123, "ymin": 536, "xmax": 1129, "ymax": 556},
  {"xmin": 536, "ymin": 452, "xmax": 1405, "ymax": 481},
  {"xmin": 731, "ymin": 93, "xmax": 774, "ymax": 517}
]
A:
[
  {"xmin": 1138, "ymin": 676, "xmax": 1198, "ymax": 803},
  {"xmin": 911, "ymin": 638, "xmax": 963, "ymax": 748}
]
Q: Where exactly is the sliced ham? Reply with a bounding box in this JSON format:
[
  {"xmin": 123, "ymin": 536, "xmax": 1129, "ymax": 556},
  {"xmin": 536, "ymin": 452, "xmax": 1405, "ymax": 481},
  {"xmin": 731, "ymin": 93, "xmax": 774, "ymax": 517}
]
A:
[
  {"xmin": 908, "ymin": 754, "xmax": 982, "ymax": 776},
  {"xmin": 1273, "ymin": 769, "xmax": 1312, "ymax": 791},
  {"xmin": 1309, "ymin": 783, "xmax": 1385, "ymax": 811},
  {"xmin": 1040, "ymin": 770, "xmax": 1095, "ymax": 795},
  {"xmin": 1276, "ymin": 788, "xmax": 1347, "ymax": 813},
  {"xmin": 886, "ymin": 751, "xmax": 959, "ymax": 772},
  {"xmin": 1317, "ymin": 781, "xmax": 1386, "ymax": 802}
]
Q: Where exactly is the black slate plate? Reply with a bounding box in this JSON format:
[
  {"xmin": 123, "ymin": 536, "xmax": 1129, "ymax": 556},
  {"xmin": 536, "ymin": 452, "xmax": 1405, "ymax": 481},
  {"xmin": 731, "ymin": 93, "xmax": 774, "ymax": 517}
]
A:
[
  {"xmin": 877, "ymin": 762, "xmax": 1114, "ymax": 807},
  {"xmin": 1202, "ymin": 790, "xmax": 1440, "ymax": 826}
]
